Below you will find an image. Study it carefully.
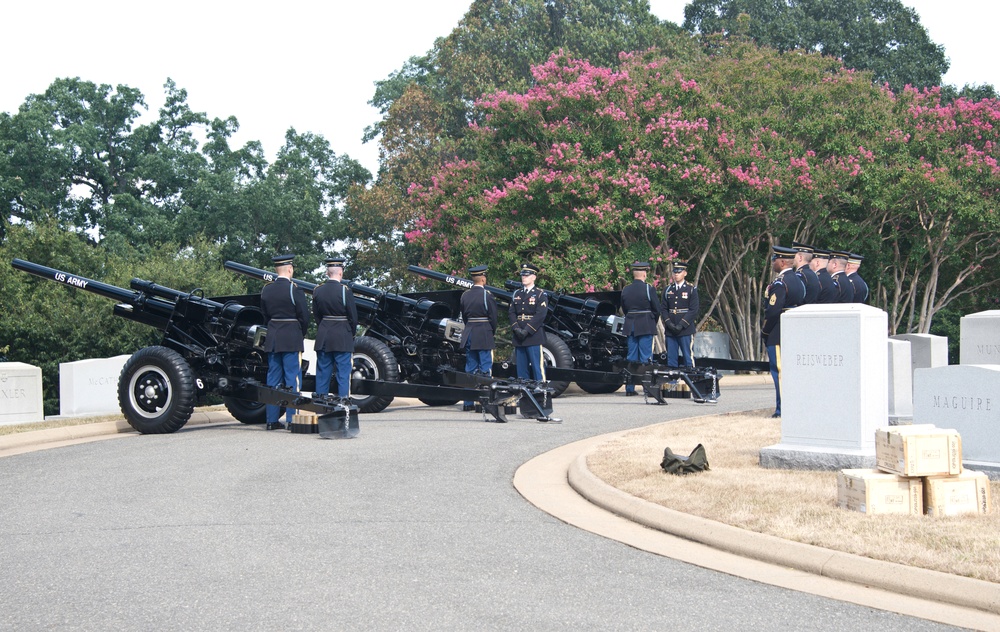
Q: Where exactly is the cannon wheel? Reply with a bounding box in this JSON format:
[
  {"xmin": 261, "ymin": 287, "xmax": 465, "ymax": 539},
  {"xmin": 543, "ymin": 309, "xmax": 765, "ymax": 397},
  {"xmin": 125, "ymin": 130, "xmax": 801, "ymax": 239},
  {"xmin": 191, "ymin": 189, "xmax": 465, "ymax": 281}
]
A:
[
  {"xmin": 118, "ymin": 346, "xmax": 195, "ymax": 434},
  {"xmin": 351, "ymin": 337, "xmax": 399, "ymax": 413},
  {"xmin": 223, "ymin": 397, "xmax": 269, "ymax": 424},
  {"xmin": 542, "ymin": 334, "xmax": 574, "ymax": 397},
  {"xmin": 511, "ymin": 334, "xmax": 573, "ymax": 397}
]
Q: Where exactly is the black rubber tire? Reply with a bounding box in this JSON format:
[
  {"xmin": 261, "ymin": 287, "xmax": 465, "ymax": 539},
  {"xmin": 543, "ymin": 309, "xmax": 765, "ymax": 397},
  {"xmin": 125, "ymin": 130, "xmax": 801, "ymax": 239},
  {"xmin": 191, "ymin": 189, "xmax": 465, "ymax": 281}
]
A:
[
  {"xmin": 541, "ymin": 333, "xmax": 574, "ymax": 397},
  {"xmin": 511, "ymin": 333, "xmax": 574, "ymax": 397},
  {"xmin": 351, "ymin": 337, "xmax": 400, "ymax": 413},
  {"xmin": 577, "ymin": 381, "xmax": 623, "ymax": 395},
  {"xmin": 118, "ymin": 346, "xmax": 195, "ymax": 434},
  {"xmin": 223, "ymin": 397, "xmax": 268, "ymax": 424}
]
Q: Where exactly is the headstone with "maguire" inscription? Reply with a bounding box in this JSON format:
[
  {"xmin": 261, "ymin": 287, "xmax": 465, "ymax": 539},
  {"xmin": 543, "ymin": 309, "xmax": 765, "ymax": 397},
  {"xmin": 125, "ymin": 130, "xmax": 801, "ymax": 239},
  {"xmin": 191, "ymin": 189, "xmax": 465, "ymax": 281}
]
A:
[
  {"xmin": 959, "ymin": 310, "xmax": 1000, "ymax": 365},
  {"xmin": 760, "ymin": 304, "xmax": 888, "ymax": 470},
  {"xmin": 913, "ymin": 365, "xmax": 1000, "ymax": 478}
]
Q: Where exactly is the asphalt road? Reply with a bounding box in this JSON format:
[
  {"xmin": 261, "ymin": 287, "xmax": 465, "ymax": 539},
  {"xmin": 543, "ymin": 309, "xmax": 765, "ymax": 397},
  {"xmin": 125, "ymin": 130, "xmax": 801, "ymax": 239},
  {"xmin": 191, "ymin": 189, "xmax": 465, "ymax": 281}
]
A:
[{"xmin": 0, "ymin": 383, "xmax": 962, "ymax": 631}]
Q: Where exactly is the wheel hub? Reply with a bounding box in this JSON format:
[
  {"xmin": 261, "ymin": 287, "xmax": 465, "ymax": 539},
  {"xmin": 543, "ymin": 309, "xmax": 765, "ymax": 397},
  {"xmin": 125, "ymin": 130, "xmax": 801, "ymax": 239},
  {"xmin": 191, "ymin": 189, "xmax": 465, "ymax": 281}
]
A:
[{"xmin": 134, "ymin": 372, "xmax": 169, "ymax": 413}]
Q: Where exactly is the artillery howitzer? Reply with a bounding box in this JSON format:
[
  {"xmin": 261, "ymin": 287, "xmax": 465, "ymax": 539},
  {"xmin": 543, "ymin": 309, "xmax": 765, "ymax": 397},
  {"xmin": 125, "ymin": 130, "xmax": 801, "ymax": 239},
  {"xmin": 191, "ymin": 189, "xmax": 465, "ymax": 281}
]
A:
[
  {"xmin": 223, "ymin": 261, "xmax": 559, "ymax": 421},
  {"xmin": 11, "ymin": 258, "xmax": 360, "ymax": 436},
  {"xmin": 407, "ymin": 265, "xmax": 624, "ymax": 396},
  {"xmin": 408, "ymin": 265, "xmax": 730, "ymax": 402}
]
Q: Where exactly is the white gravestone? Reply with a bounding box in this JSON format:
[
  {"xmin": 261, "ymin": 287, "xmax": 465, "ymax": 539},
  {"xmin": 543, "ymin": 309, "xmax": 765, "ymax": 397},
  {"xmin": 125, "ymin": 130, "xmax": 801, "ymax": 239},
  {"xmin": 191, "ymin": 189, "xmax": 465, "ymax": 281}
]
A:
[
  {"xmin": 887, "ymin": 338, "xmax": 913, "ymax": 425},
  {"xmin": 58, "ymin": 355, "xmax": 130, "ymax": 417},
  {"xmin": 760, "ymin": 304, "xmax": 888, "ymax": 470},
  {"xmin": 692, "ymin": 332, "xmax": 732, "ymax": 375},
  {"xmin": 913, "ymin": 365, "xmax": 1000, "ymax": 478},
  {"xmin": 890, "ymin": 333, "xmax": 948, "ymax": 378},
  {"xmin": 0, "ymin": 362, "xmax": 45, "ymax": 425},
  {"xmin": 960, "ymin": 310, "xmax": 1000, "ymax": 365}
]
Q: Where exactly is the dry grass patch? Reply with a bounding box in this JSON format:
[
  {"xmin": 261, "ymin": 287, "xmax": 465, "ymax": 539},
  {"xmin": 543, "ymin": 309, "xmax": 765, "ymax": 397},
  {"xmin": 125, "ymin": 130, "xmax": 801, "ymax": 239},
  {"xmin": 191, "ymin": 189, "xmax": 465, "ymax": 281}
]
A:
[{"xmin": 587, "ymin": 413, "xmax": 1000, "ymax": 583}]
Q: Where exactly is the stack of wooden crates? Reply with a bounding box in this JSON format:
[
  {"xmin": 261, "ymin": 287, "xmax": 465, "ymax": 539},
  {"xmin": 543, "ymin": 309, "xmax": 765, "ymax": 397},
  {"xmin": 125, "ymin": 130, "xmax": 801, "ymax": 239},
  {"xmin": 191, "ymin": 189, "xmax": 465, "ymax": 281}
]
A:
[{"xmin": 838, "ymin": 425, "xmax": 992, "ymax": 516}]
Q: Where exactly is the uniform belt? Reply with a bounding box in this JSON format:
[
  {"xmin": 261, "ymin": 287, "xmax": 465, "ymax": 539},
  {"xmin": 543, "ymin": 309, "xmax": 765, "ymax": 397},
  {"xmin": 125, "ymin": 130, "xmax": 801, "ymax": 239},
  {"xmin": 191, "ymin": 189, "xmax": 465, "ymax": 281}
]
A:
[
  {"xmin": 323, "ymin": 316, "xmax": 349, "ymax": 321},
  {"xmin": 467, "ymin": 317, "xmax": 490, "ymax": 322},
  {"xmin": 517, "ymin": 315, "xmax": 533, "ymax": 321},
  {"xmin": 271, "ymin": 318, "xmax": 298, "ymax": 322},
  {"xmin": 668, "ymin": 309, "xmax": 688, "ymax": 314},
  {"xmin": 628, "ymin": 310, "xmax": 651, "ymax": 315}
]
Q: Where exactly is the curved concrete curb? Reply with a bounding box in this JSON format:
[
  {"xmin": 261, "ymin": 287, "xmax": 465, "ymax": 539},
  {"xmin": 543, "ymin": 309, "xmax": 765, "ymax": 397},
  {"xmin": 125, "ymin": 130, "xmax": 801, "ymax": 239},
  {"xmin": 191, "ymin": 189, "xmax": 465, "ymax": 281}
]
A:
[
  {"xmin": 0, "ymin": 410, "xmax": 235, "ymax": 456},
  {"xmin": 568, "ymin": 447, "xmax": 1000, "ymax": 616}
]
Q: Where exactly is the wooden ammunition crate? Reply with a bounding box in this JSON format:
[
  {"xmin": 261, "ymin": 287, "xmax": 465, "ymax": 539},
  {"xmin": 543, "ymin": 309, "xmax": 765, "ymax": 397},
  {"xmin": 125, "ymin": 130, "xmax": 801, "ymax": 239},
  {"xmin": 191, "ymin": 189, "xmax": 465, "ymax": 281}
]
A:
[
  {"xmin": 875, "ymin": 425, "xmax": 962, "ymax": 477},
  {"xmin": 837, "ymin": 468, "xmax": 923, "ymax": 515},
  {"xmin": 924, "ymin": 470, "xmax": 991, "ymax": 517}
]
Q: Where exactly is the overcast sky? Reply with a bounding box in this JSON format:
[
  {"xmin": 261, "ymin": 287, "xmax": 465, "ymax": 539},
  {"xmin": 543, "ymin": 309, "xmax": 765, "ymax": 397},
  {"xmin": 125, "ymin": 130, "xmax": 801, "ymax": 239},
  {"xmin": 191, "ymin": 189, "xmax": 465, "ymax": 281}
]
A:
[{"xmin": 3, "ymin": 1, "xmax": 998, "ymax": 177}]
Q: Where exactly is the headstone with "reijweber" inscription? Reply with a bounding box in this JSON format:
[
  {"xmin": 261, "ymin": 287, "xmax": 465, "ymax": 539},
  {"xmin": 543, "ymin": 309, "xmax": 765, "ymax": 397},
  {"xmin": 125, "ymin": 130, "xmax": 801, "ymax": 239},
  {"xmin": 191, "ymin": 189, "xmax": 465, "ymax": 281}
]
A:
[{"xmin": 760, "ymin": 304, "xmax": 888, "ymax": 470}]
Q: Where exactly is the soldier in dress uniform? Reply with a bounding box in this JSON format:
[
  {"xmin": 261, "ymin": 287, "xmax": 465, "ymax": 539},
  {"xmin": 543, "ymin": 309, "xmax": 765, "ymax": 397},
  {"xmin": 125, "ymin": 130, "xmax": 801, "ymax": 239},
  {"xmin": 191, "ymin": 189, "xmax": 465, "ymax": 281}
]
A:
[
  {"xmin": 809, "ymin": 248, "xmax": 838, "ymax": 303},
  {"xmin": 827, "ymin": 250, "xmax": 855, "ymax": 303},
  {"xmin": 260, "ymin": 254, "xmax": 310, "ymax": 430},
  {"xmin": 661, "ymin": 260, "xmax": 700, "ymax": 368},
  {"xmin": 509, "ymin": 263, "xmax": 548, "ymax": 381},
  {"xmin": 792, "ymin": 242, "xmax": 820, "ymax": 305},
  {"xmin": 460, "ymin": 265, "xmax": 498, "ymax": 411},
  {"xmin": 761, "ymin": 245, "xmax": 804, "ymax": 418},
  {"xmin": 620, "ymin": 260, "xmax": 661, "ymax": 396},
  {"xmin": 312, "ymin": 256, "xmax": 357, "ymax": 399},
  {"xmin": 846, "ymin": 253, "xmax": 870, "ymax": 304}
]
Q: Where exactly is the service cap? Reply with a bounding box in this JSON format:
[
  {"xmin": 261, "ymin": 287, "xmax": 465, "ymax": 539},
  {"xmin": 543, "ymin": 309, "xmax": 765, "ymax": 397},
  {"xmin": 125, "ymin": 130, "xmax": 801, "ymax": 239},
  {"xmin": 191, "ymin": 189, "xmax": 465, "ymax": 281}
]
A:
[
  {"xmin": 272, "ymin": 254, "xmax": 295, "ymax": 267},
  {"xmin": 771, "ymin": 246, "xmax": 797, "ymax": 261},
  {"xmin": 519, "ymin": 263, "xmax": 539, "ymax": 276},
  {"xmin": 469, "ymin": 265, "xmax": 488, "ymax": 277},
  {"xmin": 672, "ymin": 260, "xmax": 689, "ymax": 273},
  {"xmin": 791, "ymin": 241, "xmax": 814, "ymax": 253},
  {"xmin": 631, "ymin": 261, "xmax": 650, "ymax": 271},
  {"xmin": 324, "ymin": 256, "xmax": 346, "ymax": 268},
  {"xmin": 848, "ymin": 253, "xmax": 864, "ymax": 265},
  {"xmin": 812, "ymin": 248, "xmax": 831, "ymax": 260}
]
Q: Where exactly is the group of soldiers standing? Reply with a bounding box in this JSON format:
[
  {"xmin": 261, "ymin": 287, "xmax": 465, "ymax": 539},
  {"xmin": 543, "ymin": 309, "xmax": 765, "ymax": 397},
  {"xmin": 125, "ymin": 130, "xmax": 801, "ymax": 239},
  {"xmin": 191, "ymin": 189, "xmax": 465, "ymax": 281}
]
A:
[
  {"xmin": 619, "ymin": 260, "xmax": 701, "ymax": 395},
  {"xmin": 258, "ymin": 256, "xmax": 554, "ymax": 427},
  {"xmin": 763, "ymin": 243, "xmax": 869, "ymax": 418},
  {"xmin": 260, "ymin": 254, "xmax": 357, "ymax": 430},
  {"xmin": 258, "ymin": 244, "xmax": 859, "ymax": 428}
]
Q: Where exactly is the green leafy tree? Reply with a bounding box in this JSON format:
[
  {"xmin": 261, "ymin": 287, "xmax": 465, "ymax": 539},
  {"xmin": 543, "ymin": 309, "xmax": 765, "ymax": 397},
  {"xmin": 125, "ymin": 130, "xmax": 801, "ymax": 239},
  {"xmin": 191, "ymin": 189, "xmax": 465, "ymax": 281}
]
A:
[{"xmin": 682, "ymin": 0, "xmax": 950, "ymax": 91}]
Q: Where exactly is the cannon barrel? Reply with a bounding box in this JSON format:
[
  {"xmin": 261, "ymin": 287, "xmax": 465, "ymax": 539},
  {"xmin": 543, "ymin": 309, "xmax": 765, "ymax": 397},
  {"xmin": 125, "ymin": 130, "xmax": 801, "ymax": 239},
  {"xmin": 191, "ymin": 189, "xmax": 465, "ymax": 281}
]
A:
[
  {"xmin": 14, "ymin": 258, "xmax": 146, "ymax": 303},
  {"xmin": 11, "ymin": 258, "xmax": 182, "ymax": 319},
  {"xmin": 226, "ymin": 261, "xmax": 403, "ymax": 309},
  {"xmin": 223, "ymin": 260, "xmax": 318, "ymax": 293},
  {"xmin": 406, "ymin": 265, "xmax": 513, "ymax": 303}
]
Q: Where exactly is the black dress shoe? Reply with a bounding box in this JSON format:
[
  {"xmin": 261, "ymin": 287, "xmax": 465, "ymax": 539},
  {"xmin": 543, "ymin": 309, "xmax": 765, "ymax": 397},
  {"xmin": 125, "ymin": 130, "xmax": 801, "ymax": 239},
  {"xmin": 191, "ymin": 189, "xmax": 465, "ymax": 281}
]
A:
[
  {"xmin": 462, "ymin": 403, "xmax": 476, "ymax": 412},
  {"xmin": 770, "ymin": 412, "xmax": 781, "ymax": 419},
  {"xmin": 624, "ymin": 391, "xmax": 638, "ymax": 397},
  {"xmin": 265, "ymin": 421, "xmax": 286, "ymax": 431}
]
